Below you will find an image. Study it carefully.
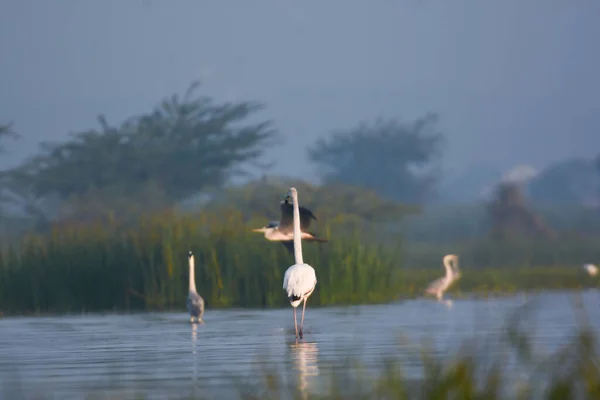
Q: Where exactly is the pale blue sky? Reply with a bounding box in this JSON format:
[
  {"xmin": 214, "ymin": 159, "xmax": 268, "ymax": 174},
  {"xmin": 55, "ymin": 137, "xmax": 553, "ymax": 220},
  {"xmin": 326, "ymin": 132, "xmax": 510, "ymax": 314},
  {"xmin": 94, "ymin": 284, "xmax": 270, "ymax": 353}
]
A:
[{"xmin": 1, "ymin": 0, "xmax": 599, "ymax": 184}]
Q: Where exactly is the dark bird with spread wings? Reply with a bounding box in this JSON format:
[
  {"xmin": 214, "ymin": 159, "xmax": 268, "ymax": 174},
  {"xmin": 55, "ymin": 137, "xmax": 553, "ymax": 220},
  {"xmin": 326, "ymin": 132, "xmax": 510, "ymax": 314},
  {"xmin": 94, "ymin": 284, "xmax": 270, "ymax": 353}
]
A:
[{"xmin": 252, "ymin": 195, "xmax": 328, "ymax": 253}]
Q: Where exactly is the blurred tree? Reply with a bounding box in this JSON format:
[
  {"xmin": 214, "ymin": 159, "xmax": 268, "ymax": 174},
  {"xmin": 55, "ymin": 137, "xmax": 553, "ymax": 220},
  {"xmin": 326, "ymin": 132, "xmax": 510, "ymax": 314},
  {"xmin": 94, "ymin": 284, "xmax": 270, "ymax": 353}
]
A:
[
  {"xmin": 55, "ymin": 180, "xmax": 171, "ymax": 227},
  {"xmin": 206, "ymin": 176, "xmax": 418, "ymax": 220},
  {"xmin": 488, "ymin": 182, "xmax": 556, "ymax": 240},
  {"xmin": 307, "ymin": 114, "xmax": 443, "ymax": 204},
  {"xmin": 2, "ymin": 82, "xmax": 278, "ymax": 225},
  {"xmin": 203, "ymin": 176, "xmax": 420, "ymax": 244}
]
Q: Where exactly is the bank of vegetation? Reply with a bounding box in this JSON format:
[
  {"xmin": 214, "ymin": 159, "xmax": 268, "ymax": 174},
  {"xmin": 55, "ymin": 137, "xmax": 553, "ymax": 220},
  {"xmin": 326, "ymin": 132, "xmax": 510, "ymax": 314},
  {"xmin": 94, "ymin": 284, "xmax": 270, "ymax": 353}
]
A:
[
  {"xmin": 1, "ymin": 82, "xmax": 599, "ymax": 314},
  {"xmin": 0, "ymin": 206, "xmax": 598, "ymax": 315}
]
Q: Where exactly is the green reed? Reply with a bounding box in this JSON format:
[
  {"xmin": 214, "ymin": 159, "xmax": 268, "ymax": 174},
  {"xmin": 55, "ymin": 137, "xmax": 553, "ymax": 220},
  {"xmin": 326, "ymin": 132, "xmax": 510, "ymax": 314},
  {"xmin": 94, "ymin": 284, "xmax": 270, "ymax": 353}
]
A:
[
  {"xmin": 0, "ymin": 211, "xmax": 403, "ymax": 314},
  {"xmin": 0, "ymin": 210, "xmax": 598, "ymax": 314}
]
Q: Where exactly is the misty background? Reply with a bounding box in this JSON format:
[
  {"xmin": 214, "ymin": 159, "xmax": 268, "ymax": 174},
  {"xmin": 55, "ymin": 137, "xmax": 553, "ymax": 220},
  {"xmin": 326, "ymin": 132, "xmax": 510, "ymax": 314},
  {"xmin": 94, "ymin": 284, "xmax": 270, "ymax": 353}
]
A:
[
  {"xmin": 4, "ymin": 4, "xmax": 600, "ymax": 397},
  {"xmin": 2, "ymin": 0, "xmax": 600, "ymax": 247},
  {"xmin": 3, "ymin": 0, "xmax": 600, "ymax": 357},
  {"xmin": 2, "ymin": 1, "xmax": 600, "ymax": 199}
]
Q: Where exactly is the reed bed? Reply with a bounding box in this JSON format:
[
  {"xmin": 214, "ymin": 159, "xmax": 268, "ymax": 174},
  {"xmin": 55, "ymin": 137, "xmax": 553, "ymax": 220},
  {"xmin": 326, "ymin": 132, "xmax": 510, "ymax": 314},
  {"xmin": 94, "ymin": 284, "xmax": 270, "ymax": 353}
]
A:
[
  {"xmin": 0, "ymin": 211, "xmax": 598, "ymax": 314},
  {"xmin": 0, "ymin": 211, "xmax": 402, "ymax": 314}
]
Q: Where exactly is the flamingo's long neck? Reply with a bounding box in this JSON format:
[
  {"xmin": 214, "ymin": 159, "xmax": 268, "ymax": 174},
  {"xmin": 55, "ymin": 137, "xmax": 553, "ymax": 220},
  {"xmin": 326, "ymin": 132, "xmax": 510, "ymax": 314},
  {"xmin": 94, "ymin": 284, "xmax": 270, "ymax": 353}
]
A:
[
  {"xmin": 291, "ymin": 190, "xmax": 304, "ymax": 265},
  {"xmin": 189, "ymin": 256, "xmax": 197, "ymax": 293},
  {"xmin": 443, "ymin": 256, "xmax": 454, "ymax": 279}
]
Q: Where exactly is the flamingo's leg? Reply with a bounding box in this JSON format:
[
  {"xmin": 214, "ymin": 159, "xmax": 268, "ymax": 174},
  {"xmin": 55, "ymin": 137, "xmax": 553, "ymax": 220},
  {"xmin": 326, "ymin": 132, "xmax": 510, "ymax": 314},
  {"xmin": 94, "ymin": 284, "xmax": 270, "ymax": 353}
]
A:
[{"xmin": 293, "ymin": 307, "xmax": 298, "ymax": 338}]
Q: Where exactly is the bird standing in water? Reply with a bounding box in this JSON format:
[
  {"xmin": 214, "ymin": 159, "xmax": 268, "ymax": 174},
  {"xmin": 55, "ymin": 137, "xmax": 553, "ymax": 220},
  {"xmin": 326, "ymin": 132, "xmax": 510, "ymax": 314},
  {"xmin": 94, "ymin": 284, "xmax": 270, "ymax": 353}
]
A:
[
  {"xmin": 425, "ymin": 254, "xmax": 461, "ymax": 305},
  {"xmin": 282, "ymin": 187, "xmax": 317, "ymax": 339},
  {"xmin": 187, "ymin": 251, "xmax": 205, "ymax": 323}
]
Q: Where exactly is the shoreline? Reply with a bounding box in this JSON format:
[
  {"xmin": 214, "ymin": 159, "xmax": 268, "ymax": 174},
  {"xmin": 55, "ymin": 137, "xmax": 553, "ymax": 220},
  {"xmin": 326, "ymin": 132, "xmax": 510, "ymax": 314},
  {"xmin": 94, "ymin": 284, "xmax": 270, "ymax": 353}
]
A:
[{"xmin": 2, "ymin": 287, "xmax": 597, "ymax": 319}]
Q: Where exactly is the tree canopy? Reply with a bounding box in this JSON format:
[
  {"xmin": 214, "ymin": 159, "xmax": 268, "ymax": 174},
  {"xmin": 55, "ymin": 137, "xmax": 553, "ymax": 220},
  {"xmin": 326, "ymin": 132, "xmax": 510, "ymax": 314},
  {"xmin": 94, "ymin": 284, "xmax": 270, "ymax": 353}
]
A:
[
  {"xmin": 206, "ymin": 176, "xmax": 418, "ymax": 221},
  {"xmin": 307, "ymin": 114, "xmax": 443, "ymax": 204},
  {"xmin": 488, "ymin": 182, "xmax": 556, "ymax": 240},
  {"xmin": 2, "ymin": 82, "xmax": 278, "ymax": 224},
  {"xmin": 203, "ymin": 176, "xmax": 420, "ymax": 244}
]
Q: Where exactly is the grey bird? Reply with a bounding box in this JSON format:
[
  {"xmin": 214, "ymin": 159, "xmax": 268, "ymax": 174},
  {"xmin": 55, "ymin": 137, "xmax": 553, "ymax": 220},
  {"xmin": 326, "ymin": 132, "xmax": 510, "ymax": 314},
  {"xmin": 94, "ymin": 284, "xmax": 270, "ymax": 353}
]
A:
[
  {"xmin": 252, "ymin": 196, "xmax": 328, "ymax": 253},
  {"xmin": 187, "ymin": 251, "xmax": 205, "ymax": 323}
]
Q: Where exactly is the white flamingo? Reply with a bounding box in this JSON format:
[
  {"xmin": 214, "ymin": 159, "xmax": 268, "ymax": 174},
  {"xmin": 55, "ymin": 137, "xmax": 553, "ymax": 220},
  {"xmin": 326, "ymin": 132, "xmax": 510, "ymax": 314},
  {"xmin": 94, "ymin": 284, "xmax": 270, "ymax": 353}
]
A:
[
  {"xmin": 283, "ymin": 187, "xmax": 317, "ymax": 339},
  {"xmin": 425, "ymin": 254, "xmax": 461, "ymax": 305},
  {"xmin": 187, "ymin": 251, "xmax": 205, "ymax": 323}
]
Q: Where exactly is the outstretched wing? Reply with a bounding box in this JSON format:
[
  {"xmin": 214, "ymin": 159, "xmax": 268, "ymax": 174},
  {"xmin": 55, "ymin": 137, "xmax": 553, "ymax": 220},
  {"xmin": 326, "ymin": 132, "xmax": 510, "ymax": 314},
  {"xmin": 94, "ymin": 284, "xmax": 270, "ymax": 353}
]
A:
[
  {"xmin": 305, "ymin": 234, "xmax": 328, "ymax": 243},
  {"xmin": 280, "ymin": 241, "xmax": 294, "ymax": 254},
  {"xmin": 279, "ymin": 201, "xmax": 317, "ymax": 234}
]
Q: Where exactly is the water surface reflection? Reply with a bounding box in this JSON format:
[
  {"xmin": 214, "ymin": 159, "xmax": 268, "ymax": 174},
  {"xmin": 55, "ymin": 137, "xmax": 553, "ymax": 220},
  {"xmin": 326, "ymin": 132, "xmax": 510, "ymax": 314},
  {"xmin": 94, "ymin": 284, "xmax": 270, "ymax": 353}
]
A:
[
  {"xmin": 288, "ymin": 340, "xmax": 320, "ymax": 398},
  {"xmin": 0, "ymin": 291, "xmax": 598, "ymax": 399}
]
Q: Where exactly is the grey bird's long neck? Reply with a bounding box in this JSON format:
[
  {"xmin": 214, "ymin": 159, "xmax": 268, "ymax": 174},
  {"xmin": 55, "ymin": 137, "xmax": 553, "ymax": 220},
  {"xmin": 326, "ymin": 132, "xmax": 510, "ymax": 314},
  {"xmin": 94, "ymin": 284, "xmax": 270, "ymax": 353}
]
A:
[{"xmin": 189, "ymin": 255, "xmax": 197, "ymax": 292}]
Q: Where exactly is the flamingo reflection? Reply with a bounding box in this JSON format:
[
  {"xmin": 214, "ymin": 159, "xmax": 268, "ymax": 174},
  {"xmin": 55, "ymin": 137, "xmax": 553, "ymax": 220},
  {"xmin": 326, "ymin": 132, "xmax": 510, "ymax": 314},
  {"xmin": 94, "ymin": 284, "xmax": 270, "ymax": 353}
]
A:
[
  {"xmin": 191, "ymin": 323, "xmax": 199, "ymax": 384},
  {"xmin": 288, "ymin": 341, "xmax": 319, "ymax": 399},
  {"xmin": 191, "ymin": 323, "xmax": 199, "ymax": 354}
]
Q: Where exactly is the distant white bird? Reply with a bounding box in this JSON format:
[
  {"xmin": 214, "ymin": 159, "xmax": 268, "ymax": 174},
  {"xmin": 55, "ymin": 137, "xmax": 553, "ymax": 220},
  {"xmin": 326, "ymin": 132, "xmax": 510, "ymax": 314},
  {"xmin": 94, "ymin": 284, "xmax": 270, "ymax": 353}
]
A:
[
  {"xmin": 583, "ymin": 263, "xmax": 598, "ymax": 277},
  {"xmin": 283, "ymin": 187, "xmax": 317, "ymax": 339},
  {"xmin": 187, "ymin": 251, "xmax": 205, "ymax": 323},
  {"xmin": 425, "ymin": 254, "xmax": 461, "ymax": 303},
  {"xmin": 253, "ymin": 198, "xmax": 328, "ymax": 253}
]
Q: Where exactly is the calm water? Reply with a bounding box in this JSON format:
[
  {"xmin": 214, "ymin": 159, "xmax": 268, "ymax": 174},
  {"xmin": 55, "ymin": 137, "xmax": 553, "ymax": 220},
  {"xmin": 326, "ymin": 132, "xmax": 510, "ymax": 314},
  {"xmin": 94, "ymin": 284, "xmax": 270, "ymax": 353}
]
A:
[{"xmin": 1, "ymin": 290, "xmax": 599, "ymax": 399}]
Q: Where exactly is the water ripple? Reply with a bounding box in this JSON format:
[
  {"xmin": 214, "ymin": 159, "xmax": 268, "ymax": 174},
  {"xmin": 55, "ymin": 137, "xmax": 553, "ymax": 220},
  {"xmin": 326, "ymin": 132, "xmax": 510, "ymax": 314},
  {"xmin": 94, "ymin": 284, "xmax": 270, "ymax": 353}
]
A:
[{"xmin": 1, "ymin": 290, "xmax": 599, "ymax": 399}]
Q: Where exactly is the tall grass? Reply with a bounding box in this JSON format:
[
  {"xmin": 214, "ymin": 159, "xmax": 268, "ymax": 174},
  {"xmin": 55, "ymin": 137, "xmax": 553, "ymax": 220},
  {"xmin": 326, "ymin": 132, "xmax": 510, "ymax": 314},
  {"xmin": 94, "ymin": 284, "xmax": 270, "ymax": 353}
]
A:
[
  {"xmin": 0, "ymin": 211, "xmax": 402, "ymax": 314},
  {"xmin": 0, "ymin": 211, "xmax": 598, "ymax": 314}
]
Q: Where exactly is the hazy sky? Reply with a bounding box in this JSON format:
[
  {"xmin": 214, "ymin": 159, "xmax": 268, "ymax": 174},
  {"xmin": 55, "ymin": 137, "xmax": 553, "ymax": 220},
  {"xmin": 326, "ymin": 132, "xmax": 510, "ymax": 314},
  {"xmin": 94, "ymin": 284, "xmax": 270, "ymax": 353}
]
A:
[{"xmin": 1, "ymin": 0, "xmax": 599, "ymax": 183}]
